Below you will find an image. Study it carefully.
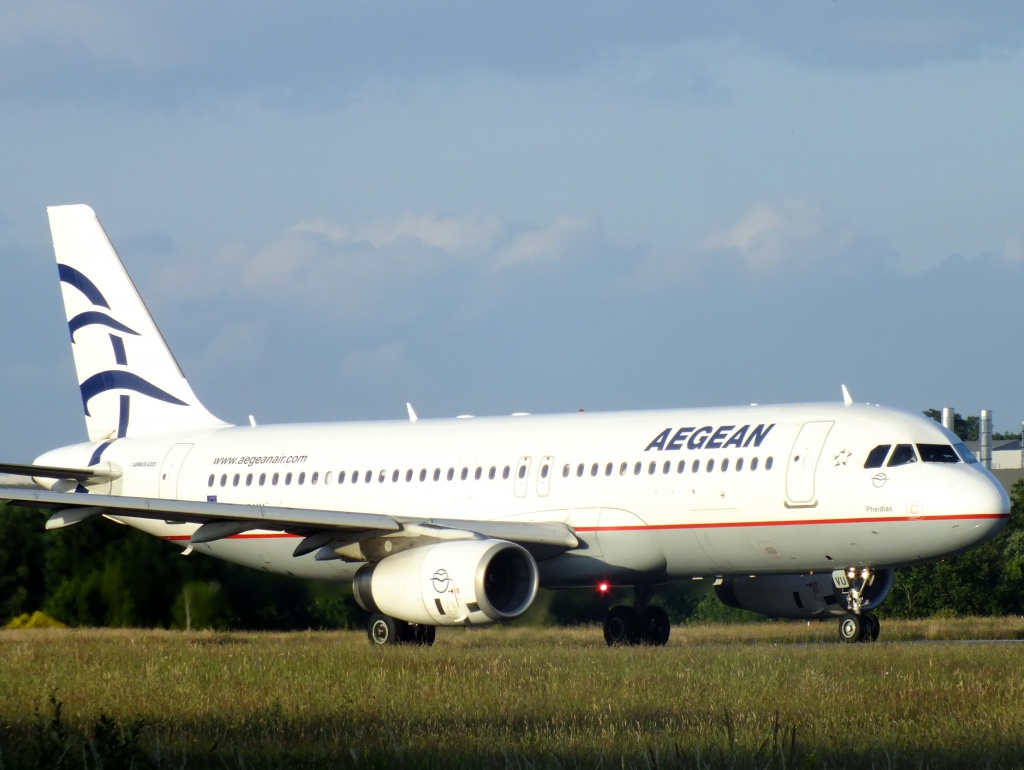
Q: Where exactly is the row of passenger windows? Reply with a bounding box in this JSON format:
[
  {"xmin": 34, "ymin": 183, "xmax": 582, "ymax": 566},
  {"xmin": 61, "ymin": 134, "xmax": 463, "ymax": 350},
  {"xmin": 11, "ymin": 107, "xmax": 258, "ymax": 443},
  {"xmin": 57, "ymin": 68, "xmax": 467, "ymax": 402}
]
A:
[
  {"xmin": 205, "ymin": 455, "xmax": 776, "ymax": 489},
  {"xmin": 863, "ymin": 442, "xmax": 973, "ymax": 469}
]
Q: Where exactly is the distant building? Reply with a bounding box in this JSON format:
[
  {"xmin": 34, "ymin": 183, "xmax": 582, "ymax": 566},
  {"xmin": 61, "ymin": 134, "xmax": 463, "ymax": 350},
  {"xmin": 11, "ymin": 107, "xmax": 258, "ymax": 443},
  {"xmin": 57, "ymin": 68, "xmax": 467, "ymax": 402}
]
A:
[{"xmin": 965, "ymin": 438, "xmax": 1023, "ymax": 470}]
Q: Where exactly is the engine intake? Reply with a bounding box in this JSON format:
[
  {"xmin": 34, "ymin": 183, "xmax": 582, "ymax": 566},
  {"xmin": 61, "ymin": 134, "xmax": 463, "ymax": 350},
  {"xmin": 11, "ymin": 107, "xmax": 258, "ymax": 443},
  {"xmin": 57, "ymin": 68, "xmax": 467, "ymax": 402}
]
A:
[{"xmin": 353, "ymin": 538, "xmax": 539, "ymax": 626}]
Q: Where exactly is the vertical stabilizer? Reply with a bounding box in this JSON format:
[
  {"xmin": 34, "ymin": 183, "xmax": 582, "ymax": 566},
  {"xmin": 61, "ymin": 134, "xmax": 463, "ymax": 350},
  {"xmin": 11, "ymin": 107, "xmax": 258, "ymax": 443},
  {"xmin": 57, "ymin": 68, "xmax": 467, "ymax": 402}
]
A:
[{"xmin": 48, "ymin": 204, "xmax": 230, "ymax": 442}]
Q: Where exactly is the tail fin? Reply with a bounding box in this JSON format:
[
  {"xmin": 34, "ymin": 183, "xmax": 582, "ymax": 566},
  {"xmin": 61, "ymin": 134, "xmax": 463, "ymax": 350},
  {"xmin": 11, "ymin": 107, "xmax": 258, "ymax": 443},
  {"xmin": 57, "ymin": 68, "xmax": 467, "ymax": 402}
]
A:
[{"xmin": 48, "ymin": 204, "xmax": 230, "ymax": 441}]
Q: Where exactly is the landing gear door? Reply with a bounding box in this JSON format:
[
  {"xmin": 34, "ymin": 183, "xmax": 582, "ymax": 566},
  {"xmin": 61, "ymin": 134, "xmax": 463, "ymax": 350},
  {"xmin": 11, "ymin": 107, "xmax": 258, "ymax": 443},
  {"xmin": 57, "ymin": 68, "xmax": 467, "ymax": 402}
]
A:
[{"xmin": 785, "ymin": 421, "xmax": 834, "ymax": 506}]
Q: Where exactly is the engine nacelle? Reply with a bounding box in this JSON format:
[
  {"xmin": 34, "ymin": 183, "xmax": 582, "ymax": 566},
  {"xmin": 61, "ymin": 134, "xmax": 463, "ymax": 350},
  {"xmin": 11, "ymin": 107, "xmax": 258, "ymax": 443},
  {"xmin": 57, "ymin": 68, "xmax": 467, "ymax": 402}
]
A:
[
  {"xmin": 352, "ymin": 538, "xmax": 539, "ymax": 626},
  {"xmin": 715, "ymin": 569, "xmax": 894, "ymax": 620}
]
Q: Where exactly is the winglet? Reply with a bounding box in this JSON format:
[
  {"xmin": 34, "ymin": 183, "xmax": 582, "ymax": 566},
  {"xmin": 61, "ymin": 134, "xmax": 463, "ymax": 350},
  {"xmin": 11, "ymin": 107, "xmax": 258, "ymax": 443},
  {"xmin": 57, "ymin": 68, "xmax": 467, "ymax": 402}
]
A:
[
  {"xmin": 406, "ymin": 403, "xmax": 418, "ymax": 423},
  {"xmin": 841, "ymin": 384, "xmax": 853, "ymax": 407}
]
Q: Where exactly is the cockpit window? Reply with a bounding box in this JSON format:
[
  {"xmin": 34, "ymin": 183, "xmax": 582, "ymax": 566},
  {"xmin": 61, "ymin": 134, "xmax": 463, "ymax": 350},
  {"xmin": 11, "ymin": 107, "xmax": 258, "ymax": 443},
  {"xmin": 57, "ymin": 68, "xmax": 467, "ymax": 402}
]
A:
[
  {"xmin": 864, "ymin": 444, "xmax": 891, "ymax": 469},
  {"xmin": 887, "ymin": 444, "xmax": 918, "ymax": 467},
  {"xmin": 953, "ymin": 442, "xmax": 979, "ymax": 464},
  {"xmin": 918, "ymin": 444, "xmax": 960, "ymax": 463}
]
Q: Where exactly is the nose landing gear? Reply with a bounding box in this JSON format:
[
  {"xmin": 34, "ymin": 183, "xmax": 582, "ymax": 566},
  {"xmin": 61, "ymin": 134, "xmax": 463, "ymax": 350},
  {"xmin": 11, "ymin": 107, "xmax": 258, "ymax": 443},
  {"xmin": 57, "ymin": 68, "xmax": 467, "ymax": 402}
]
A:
[{"xmin": 837, "ymin": 568, "xmax": 881, "ymax": 643}]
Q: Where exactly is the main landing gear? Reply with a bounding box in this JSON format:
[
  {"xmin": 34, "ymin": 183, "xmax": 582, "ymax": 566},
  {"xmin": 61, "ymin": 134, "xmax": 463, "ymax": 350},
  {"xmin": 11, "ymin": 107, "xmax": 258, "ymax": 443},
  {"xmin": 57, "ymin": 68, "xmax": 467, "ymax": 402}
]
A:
[
  {"xmin": 367, "ymin": 613, "xmax": 436, "ymax": 646},
  {"xmin": 603, "ymin": 586, "xmax": 670, "ymax": 646},
  {"xmin": 837, "ymin": 567, "xmax": 881, "ymax": 644}
]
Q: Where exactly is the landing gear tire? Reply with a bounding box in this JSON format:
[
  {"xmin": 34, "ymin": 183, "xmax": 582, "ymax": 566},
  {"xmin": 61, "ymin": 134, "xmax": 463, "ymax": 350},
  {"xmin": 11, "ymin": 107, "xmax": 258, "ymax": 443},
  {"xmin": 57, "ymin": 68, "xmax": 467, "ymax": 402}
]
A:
[
  {"xmin": 368, "ymin": 613, "xmax": 403, "ymax": 645},
  {"xmin": 838, "ymin": 613, "xmax": 862, "ymax": 644},
  {"xmin": 412, "ymin": 624, "xmax": 436, "ymax": 646},
  {"xmin": 638, "ymin": 606, "xmax": 671, "ymax": 646},
  {"xmin": 604, "ymin": 605, "xmax": 640, "ymax": 646},
  {"xmin": 862, "ymin": 613, "xmax": 880, "ymax": 642}
]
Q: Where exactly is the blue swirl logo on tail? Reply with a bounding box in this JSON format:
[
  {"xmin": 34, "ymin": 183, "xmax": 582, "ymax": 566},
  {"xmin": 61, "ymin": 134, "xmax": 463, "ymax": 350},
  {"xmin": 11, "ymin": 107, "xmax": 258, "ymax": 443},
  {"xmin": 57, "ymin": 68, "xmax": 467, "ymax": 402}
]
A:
[
  {"xmin": 60, "ymin": 263, "xmax": 193, "ymax": 445},
  {"xmin": 59, "ymin": 264, "xmax": 110, "ymax": 309},
  {"xmin": 79, "ymin": 371, "xmax": 188, "ymax": 417}
]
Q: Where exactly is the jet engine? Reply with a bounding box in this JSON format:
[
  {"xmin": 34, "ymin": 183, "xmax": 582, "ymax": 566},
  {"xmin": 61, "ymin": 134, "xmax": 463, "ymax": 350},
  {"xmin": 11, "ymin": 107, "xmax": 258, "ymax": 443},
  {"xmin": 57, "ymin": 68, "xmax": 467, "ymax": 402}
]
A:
[
  {"xmin": 352, "ymin": 538, "xmax": 539, "ymax": 626},
  {"xmin": 714, "ymin": 569, "xmax": 894, "ymax": 619}
]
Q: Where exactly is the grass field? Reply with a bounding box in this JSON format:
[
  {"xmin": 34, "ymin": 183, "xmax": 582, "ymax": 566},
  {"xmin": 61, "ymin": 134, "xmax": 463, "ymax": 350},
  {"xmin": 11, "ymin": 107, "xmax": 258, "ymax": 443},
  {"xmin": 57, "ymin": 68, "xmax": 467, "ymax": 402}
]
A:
[{"xmin": 3, "ymin": 619, "xmax": 1024, "ymax": 768}]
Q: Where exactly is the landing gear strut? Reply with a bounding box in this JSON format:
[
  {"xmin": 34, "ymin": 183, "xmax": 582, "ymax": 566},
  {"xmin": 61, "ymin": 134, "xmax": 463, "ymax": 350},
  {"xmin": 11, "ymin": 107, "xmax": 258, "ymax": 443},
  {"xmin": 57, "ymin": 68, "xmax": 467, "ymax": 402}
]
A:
[
  {"xmin": 837, "ymin": 568, "xmax": 881, "ymax": 643},
  {"xmin": 603, "ymin": 585, "xmax": 670, "ymax": 647},
  {"xmin": 367, "ymin": 613, "xmax": 436, "ymax": 646}
]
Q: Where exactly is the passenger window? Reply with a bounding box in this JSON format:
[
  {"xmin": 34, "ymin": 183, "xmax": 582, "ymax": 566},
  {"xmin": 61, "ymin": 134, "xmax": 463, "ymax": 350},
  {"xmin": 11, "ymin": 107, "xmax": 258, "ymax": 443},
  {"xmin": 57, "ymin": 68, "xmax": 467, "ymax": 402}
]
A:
[
  {"xmin": 311, "ymin": 472, "xmax": 319, "ymax": 485},
  {"xmin": 433, "ymin": 469, "xmax": 441, "ymax": 481},
  {"xmin": 489, "ymin": 466, "xmax": 497, "ymax": 480},
  {"xmin": 605, "ymin": 463, "xmax": 613, "ymax": 476},
  {"xmin": 233, "ymin": 473, "xmax": 240, "ymax": 487},
  {"xmin": 245, "ymin": 473, "xmax": 253, "ymax": 486},
  {"xmin": 518, "ymin": 465, "xmax": 527, "ymax": 479},
  {"xmin": 619, "ymin": 462, "xmax": 628, "ymax": 476},
  {"xmin": 721, "ymin": 458, "xmax": 729, "ymax": 472},
  {"xmin": 677, "ymin": 460, "xmax": 685, "ymax": 474},
  {"xmin": 766, "ymin": 457, "xmax": 774, "ymax": 470},
  {"xmin": 406, "ymin": 469, "xmax": 413, "ymax": 482},
  {"xmin": 461, "ymin": 468, "xmax": 468, "ymax": 481},
  {"xmin": 325, "ymin": 471, "xmax": 333, "ymax": 485},
  {"xmin": 284, "ymin": 473, "xmax": 292, "ymax": 486},
  {"xmin": 750, "ymin": 458, "xmax": 758, "ymax": 471},
  {"xmin": 707, "ymin": 459, "xmax": 714, "ymax": 472},
  {"xmin": 692, "ymin": 460, "xmax": 700, "ymax": 473},
  {"xmin": 887, "ymin": 444, "xmax": 917, "ymax": 467},
  {"xmin": 563, "ymin": 464, "xmax": 570, "ymax": 478},
  {"xmin": 864, "ymin": 445, "xmax": 891, "ymax": 469},
  {"xmin": 918, "ymin": 444, "xmax": 959, "ymax": 463},
  {"xmin": 663, "ymin": 461, "xmax": 670, "ymax": 474},
  {"xmin": 541, "ymin": 464, "xmax": 550, "ymax": 479},
  {"xmin": 503, "ymin": 466, "xmax": 511, "ymax": 479},
  {"xmin": 475, "ymin": 467, "xmax": 483, "ymax": 480},
  {"xmin": 272, "ymin": 473, "xmax": 279, "ymax": 485},
  {"xmin": 634, "ymin": 462, "xmax": 642, "ymax": 476},
  {"xmin": 338, "ymin": 471, "xmax": 346, "ymax": 484},
  {"xmin": 419, "ymin": 469, "xmax": 427, "ymax": 481},
  {"xmin": 207, "ymin": 474, "xmax": 214, "ymax": 487},
  {"xmin": 447, "ymin": 468, "xmax": 455, "ymax": 481},
  {"xmin": 379, "ymin": 470, "xmax": 387, "ymax": 483},
  {"xmin": 648, "ymin": 461, "xmax": 656, "ymax": 475},
  {"xmin": 577, "ymin": 464, "xmax": 585, "ymax": 478},
  {"xmin": 259, "ymin": 473, "xmax": 266, "ymax": 486},
  {"xmin": 591, "ymin": 463, "xmax": 599, "ymax": 477},
  {"xmin": 736, "ymin": 458, "xmax": 744, "ymax": 472},
  {"xmin": 298, "ymin": 472, "xmax": 306, "ymax": 485}
]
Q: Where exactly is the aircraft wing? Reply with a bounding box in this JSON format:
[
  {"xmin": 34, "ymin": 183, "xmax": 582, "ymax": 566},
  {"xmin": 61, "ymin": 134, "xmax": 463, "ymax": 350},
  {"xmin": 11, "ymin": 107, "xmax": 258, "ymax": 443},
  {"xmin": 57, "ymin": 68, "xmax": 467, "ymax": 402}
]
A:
[{"xmin": 0, "ymin": 485, "xmax": 579, "ymax": 556}]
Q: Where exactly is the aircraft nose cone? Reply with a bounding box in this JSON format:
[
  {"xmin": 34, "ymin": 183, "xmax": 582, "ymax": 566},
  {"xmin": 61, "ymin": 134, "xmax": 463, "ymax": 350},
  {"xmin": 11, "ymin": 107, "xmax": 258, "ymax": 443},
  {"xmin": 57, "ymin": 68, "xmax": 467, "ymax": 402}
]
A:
[{"xmin": 948, "ymin": 470, "xmax": 1010, "ymax": 544}]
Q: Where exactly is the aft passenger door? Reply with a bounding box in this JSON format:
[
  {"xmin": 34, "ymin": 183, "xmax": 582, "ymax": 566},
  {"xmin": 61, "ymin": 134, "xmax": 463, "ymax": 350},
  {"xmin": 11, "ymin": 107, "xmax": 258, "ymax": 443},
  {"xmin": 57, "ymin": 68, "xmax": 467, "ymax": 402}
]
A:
[
  {"xmin": 785, "ymin": 422, "xmax": 834, "ymax": 506},
  {"xmin": 159, "ymin": 443, "xmax": 194, "ymax": 499}
]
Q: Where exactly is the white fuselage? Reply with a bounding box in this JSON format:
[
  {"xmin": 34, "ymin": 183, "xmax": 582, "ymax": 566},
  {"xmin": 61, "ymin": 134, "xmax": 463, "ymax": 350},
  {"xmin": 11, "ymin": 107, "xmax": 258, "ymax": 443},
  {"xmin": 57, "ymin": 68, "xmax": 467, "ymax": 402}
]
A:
[{"xmin": 35, "ymin": 401, "xmax": 1009, "ymax": 587}]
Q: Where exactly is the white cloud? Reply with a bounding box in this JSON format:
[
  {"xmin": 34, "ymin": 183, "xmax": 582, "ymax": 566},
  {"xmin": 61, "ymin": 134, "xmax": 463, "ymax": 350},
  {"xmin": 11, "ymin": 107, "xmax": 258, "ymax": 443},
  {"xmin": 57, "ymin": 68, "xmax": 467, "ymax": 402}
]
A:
[
  {"xmin": 156, "ymin": 211, "xmax": 600, "ymax": 309},
  {"xmin": 491, "ymin": 214, "xmax": 595, "ymax": 270},
  {"xmin": 1000, "ymin": 236, "xmax": 1024, "ymax": 263},
  {"xmin": 698, "ymin": 198, "xmax": 848, "ymax": 271}
]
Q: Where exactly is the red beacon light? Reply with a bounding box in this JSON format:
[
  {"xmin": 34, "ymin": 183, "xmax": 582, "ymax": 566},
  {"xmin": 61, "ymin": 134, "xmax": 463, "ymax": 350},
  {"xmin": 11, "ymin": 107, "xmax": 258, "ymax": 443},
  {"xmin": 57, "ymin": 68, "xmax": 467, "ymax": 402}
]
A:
[{"xmin": 597, "ymin": 581, "xmax": 610, "ymax": 594}]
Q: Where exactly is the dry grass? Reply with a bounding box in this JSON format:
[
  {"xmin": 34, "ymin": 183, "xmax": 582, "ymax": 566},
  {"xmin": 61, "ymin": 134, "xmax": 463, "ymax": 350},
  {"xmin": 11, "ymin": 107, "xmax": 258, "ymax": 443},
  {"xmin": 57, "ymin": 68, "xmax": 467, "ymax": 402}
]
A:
[{"xmin": 2, "ymin": 619, "xmax": 1024, "ymax": 768}]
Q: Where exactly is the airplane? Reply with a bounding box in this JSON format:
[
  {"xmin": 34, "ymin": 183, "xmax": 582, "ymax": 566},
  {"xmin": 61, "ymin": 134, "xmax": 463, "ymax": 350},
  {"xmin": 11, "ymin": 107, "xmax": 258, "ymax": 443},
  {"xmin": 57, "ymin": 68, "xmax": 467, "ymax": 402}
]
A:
[{"xmin": 0, "ymin": 204, "xmax": 1010, "ymax": 646}]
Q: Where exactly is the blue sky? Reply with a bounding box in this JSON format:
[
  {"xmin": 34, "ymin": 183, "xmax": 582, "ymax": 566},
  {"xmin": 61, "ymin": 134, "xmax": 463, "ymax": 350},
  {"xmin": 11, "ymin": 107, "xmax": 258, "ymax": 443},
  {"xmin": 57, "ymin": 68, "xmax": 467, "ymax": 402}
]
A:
[{"xmin": 2, "ymin": 2, "xmax": 1024, "ymax": 460}]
